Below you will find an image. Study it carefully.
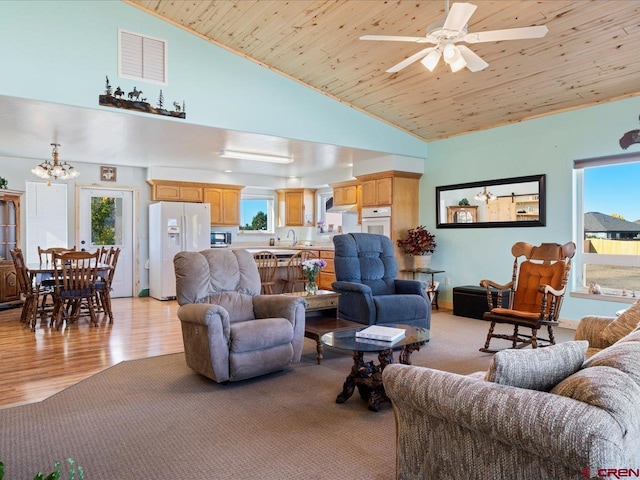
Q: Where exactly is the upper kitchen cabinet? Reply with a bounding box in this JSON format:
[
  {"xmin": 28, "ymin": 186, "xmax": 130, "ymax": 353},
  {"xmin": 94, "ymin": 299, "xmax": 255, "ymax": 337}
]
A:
[
  {"xmin": 277, "ymin": 189, "xmax": 316, "ymax": 227},
  {"xmin": 357, "ymin": 171, "xmax": 422, "ymax": 208},
  {"xmin": 331, "ymin": 180, "xmax": 359, "ymax": 206},
  {"xmin": 149, "ymin": 180, "xmax": 203, "ymax": 202},
  {"xmin": 359, "ymin": 175, "xmax": 393, "ymax": 207},
  {"xmin": 205, "ymin": 186, "xmax": 243, "ymax": 226}
]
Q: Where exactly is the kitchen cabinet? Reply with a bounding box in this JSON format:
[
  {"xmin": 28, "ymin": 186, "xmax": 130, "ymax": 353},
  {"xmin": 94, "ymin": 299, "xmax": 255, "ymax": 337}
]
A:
[
  {"xmin": 150, "ymin": 181, "xmax": 203, "ymax": 202},
  {"xmin": 318, "ymin": 250, "xmax": 335, "ymax": 291},
  {"xmin": 331, "ymin": 182, "xmax": 358, "ymax": 206},
  {"xmin": 360, "ymin": 176, "xmax": 393, "ymax": 207},
  {"xmin": 204, "ymin": 186, "xmax": 242, "ymax": 226},
  {"xmin": 356, "ymin": 171, "xmax": 422, "ymax": 258},
  {"xmin": 277, "ymin": 189, "xmax": 316, "ymax": 227},
  {"xmin": 0, "ymin": 189, "xmax": 22, "ymax": 306}
]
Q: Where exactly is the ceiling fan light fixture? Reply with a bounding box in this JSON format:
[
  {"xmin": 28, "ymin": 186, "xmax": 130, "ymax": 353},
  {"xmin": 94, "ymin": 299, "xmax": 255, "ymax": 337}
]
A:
[
  {"xmin": 442, "ymin": 43, "xmax": 460, "ymax": 64},
  {"xmin": 421, "ymin": 49, "xmax": 442, "ymax": 71},
  {"xmin": 449, "ymin": 55, "xmax": 467, "ymax": 72},
  {"xmin": 219, "ymin": 149, "xmax": 294, "ymax": 164}
]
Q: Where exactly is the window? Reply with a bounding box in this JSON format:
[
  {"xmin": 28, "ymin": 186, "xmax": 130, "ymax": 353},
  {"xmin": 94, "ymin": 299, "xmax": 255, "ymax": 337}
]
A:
[
  {"xmin": 574, "ymin": 155, "xmax": 640, "ymax": 296},
  {"xmin": 119, "ymin": 29, "xmax": 167, "ymax": 85},
  {"xmin": 240, "ymin": 194, "xmax": 274, "ymax": 233},
  {"xmin": 91, "ymin": 196, "xmax": 123, "ymax": 246}
]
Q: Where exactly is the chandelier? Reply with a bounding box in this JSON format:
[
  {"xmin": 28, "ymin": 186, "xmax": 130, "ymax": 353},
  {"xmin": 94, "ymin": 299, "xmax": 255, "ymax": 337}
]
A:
[
  {"xmin": 32, "ymin": 143, "xmax": 80, "ymax": 183},
  {"xmin": 473, "ymin": 186, "xmax": 496, "ymax": 202}
]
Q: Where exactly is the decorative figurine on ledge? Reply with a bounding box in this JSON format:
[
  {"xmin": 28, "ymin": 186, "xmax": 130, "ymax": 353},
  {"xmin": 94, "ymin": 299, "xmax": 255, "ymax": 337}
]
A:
[{"xmin": 99, "ymin": 74, "xmax": 186, "ymax": 119}]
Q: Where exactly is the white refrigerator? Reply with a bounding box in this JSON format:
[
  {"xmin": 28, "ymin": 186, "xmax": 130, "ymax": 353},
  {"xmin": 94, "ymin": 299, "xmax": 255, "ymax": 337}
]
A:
[{"xmin": 149, "ymin": 201, "xmax": 211, "ymax": 300}]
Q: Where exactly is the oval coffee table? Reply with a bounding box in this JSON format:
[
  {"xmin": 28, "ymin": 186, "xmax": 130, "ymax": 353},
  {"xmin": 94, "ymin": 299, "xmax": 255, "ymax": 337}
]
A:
[{"xmin": 321, "ymin": 324, "xmax": 432, "ymax": 411}]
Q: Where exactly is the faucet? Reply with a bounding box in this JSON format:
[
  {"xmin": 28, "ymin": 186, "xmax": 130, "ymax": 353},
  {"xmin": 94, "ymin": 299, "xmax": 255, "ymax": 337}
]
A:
[{"xmin": 286, "ymin": 229, "xmax": 297, "ymax": 246}]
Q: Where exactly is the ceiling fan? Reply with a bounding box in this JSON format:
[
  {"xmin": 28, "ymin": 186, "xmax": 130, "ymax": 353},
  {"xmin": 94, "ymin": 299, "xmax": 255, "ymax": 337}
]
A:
[{"xmin": 360, "ymin": 1, "xmax": 548, "ymax": 73}]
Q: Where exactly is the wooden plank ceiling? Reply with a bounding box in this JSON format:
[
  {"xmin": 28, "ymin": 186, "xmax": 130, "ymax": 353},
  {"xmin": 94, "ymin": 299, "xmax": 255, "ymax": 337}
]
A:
[{"xmin": 125, "ymin": 0, "xmax": 640, "ymax": 142}]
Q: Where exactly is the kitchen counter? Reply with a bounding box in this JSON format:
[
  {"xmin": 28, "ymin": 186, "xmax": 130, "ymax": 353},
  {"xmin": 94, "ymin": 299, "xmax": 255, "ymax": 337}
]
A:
[{"xmin": 234, "ymin": 244, "xmax": 335, "ymax": 252}]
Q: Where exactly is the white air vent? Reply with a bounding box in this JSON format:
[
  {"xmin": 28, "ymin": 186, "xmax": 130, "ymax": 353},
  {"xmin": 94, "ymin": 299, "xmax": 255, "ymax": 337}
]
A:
[{"xmin": 118, "ymin": 29, "xmax": 167, "ymax": 85}]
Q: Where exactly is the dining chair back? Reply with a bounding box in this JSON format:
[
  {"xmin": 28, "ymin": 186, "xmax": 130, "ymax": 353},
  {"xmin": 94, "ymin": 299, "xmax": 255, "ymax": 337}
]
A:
[
  {"xmin": 10, "ymin": 248, "xmax": 39, "ymax": 331},
  {"xmin": 252, "ymin": 250, "xmax": 279, "ymax": 294},
  {"xmin": 51, "ymin": 250, "xmax": 100, "ymax": 329},
  {"xmin": 95, "ymin": 247, "xmax": 120, "ymax": 323},
  {"xmin": 285, "ymin": 250, "xmax": 317, "ymax": 293},
  {"xmin": 38, "ymin": 246, "xmax": 76, "ymax": 264}
]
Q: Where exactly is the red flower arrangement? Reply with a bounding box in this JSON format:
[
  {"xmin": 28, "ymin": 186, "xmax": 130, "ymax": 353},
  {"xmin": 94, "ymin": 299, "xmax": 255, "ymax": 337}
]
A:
[{"xmin": 396, "ymin": 226, "xmax": 437, "ymax": 256}]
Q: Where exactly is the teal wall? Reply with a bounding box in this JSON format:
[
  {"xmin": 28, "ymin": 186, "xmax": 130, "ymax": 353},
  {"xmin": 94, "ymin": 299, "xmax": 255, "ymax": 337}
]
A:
[
  {"xmin": 423, "ymin": 95, "xmax": 640, "ymax": 321},
  {"xmin": 0, "ymin": 0, "xmax": 427, "ymax": 157}
]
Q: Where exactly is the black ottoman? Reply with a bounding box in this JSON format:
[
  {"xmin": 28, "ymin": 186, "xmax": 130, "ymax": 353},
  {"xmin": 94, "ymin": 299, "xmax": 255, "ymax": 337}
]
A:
[{"xmin": 452, "ymin": 285, "xmax": 510, "ymax": 320}]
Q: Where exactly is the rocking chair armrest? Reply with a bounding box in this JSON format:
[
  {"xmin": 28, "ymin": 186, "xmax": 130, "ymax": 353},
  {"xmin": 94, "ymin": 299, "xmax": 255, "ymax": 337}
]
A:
[
  {"xmin": 537, "ymin": 284, "xmax": 566, "ymax": 297},
  {"xmin": 479, "ymin": 279, "xmax": 513, "ymax": 291}
]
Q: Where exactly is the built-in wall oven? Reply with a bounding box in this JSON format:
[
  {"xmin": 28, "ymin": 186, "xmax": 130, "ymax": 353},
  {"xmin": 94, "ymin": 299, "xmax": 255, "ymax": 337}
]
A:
[{"xmin": 361, "ymin": 207, "xmax": 391, "ymax": 238}]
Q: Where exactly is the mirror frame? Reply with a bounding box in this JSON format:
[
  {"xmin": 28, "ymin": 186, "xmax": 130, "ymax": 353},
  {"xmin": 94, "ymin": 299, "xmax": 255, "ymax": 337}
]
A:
[{"xmin": 436, "ymin": 174, "xmax": 546, "ymax": 229}]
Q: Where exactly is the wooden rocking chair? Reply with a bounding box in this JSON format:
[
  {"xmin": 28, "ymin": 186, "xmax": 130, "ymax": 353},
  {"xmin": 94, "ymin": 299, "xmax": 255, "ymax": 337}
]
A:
[{"xmin": 479, "ymin": 241, "xmax": 576, "ymax": 353}]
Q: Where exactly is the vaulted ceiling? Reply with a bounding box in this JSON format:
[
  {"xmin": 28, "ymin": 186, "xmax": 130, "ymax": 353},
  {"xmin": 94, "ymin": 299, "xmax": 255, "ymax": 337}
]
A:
[{"xmin": 127, "ymin": 0, "xmax": 640, "ymax": 142}]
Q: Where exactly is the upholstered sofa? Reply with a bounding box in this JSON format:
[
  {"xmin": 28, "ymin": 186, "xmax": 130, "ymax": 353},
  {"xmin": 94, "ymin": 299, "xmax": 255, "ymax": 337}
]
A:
[
  {"xmin": 174, "ymin": 248, "xmax": 306, "ymax": 383},
  {"xmin": 383, "ymin": 303, "xmax": 640, "ymax": 480}
]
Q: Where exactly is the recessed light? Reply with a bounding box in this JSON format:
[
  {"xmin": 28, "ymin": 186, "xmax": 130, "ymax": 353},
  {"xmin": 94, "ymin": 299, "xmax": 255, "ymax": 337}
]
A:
[{"xmin": 224, "ymin": 169, "xmax": 232, "ymax": 173}]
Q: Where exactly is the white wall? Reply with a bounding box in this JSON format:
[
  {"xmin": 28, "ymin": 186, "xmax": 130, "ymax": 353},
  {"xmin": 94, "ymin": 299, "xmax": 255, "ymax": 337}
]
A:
[
  {"xmin": 422, "ymin": 95, "xmax": 640, "ymax": 321},
  {"xmin": 0, "ymin": 156, "xmax": 151, "ymax": 295}
]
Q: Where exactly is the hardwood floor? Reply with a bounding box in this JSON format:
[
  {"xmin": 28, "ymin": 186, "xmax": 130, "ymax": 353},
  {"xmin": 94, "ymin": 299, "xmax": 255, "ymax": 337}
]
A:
[{"xmin": 0, "ymin": 297, "xmax": 184, "ymax": 409}]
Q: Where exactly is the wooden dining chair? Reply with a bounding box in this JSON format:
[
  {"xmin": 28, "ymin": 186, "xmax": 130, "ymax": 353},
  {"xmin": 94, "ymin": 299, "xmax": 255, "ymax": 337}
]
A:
[
  {"xmin": 37, "ymin": 246, "xmax": 76, "ymax": 264},
  {"xmin": 10, "ymin": 248, "xmax": 40, "ymax": 331},
  {"xmin": 285, "ymin": 250, "xmax": 317, "ymax": 293},
  {"xmin": 37, "ymin": 246, "xmax": 77, "ymax": 317},
  {"xmin": 253, "ymin": 250, "xmax": 279, "ymax": 294},
  {"xmin": 94, "ymin": 247, "xmax": 120, "ymax": 324},
  {"xmin": 51, "ymin": 250, "xmax": 100, "ymax": 330}
]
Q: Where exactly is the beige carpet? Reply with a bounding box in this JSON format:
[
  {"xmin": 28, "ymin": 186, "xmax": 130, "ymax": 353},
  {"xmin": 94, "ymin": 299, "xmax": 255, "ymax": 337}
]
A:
[{"xmin": 0, "ymin": 312, "xmax": 575, "ymax": 480}]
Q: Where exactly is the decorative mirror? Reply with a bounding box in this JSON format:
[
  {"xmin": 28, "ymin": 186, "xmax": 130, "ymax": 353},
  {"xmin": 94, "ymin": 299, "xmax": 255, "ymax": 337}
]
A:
[{"xmin": 436, "ymin": 174, "xmax": 546, "ymax": 228}]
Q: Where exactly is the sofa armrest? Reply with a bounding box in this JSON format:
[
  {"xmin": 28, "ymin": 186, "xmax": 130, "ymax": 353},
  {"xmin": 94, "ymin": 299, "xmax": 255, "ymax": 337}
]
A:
[
  {"xmin": 177, "ymin": 303, "xmax": 232, "ymax": 382},
  {"xmin": 383, "ymin": 364, "xmax": 627, "ymax": 476},
  {"xmin": 331, "ymin": 281, "xmax": 372, "ymax": 295},
  {"xmin": 253, "ymin": 295, "xmax": 306, "ymax": 361},
  {"xmin": 575, "ymin": 315, "xmax": 615, "ymax": 349},
  {"xmin": 394, "ymin": 279, "xmax": 428, "ymax": 298},
  {"xmin": 331, "ymin": 281, "xmax": 375, "ymax": 325}
]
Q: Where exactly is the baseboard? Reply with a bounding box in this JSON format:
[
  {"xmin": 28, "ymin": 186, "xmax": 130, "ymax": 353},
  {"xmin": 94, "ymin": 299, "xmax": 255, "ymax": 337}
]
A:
[{"xmin": 558, "ymin": 318, "xmax": 578, "ymax": 330}]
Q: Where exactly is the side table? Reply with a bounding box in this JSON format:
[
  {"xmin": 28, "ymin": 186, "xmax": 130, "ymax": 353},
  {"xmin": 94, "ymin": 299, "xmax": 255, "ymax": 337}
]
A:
[
  {"xmin": 401, "ymin": 268, "xmax": 445, "ymax": 310},
  {"xmin": 282, "ymin": 290, "xmax": 360, "ymax": 364}
]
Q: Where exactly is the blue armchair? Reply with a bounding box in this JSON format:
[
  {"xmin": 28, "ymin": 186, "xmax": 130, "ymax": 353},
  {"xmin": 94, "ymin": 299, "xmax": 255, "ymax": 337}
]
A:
[{"xmin": 331, "ymin": 233, "xmax": 431, "ymax": 329}]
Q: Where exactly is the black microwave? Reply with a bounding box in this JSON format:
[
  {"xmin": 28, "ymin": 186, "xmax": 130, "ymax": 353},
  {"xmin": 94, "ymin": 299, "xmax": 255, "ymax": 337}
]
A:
[{"xmin": 211, "ymin": 231, "xmax": 232, "ymax": 247}]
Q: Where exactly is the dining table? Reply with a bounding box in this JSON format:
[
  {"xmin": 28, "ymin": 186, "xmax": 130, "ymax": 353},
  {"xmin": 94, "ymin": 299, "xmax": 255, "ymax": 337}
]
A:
[{"xmin": 26, "ymin": 261, "xmax": 113, "ymax": 328}]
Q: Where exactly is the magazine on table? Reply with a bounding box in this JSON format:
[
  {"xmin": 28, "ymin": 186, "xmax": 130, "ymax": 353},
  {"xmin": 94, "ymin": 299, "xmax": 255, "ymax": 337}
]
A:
[{"xmin": 355, "ymin": 325, "xmax": 406, "ymax": 343}]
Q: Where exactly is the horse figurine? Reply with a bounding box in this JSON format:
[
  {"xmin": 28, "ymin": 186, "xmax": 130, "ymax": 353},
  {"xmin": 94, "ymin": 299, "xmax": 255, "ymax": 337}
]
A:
[
  {"xmin": 173, "ymin": 102, "xmax": 181, "ymax": 112},
  {"xmin": 128, "ymin": 87, "xmax": 143, "ymax": 101},
  {"xmin": 114, "ymin": 87, "xmax": 124, "ymax": 98}
]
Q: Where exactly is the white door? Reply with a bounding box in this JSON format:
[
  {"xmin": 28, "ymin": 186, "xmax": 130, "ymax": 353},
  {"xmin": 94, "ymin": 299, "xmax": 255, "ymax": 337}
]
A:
[{"xmin": 78, "ymin": 187, "xmax": 135, "ymax": 298}]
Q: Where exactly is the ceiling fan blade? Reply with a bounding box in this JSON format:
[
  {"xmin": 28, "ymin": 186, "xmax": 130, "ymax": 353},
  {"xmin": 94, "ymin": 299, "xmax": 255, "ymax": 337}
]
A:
[
  {"xmin": 386, "ymin": 47, "xmax": 435, "ymax": 73},
  {"xmin": 442, "ymin": 2, "xmax": 478, "ymax": 33},
  {"xmin": 360, "ymin": 35, "xmax": 429, "ymax": 43},
  {"xmin": 457, "ymin": 45, "xmax": 488, "ymax": 72},
  {"xmin": 464, "ymin": 25, "xmax": 548, "ymax": 43}
]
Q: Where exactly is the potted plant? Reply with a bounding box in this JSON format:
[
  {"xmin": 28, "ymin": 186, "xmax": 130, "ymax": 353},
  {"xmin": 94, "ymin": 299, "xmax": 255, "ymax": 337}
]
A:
[{"xmin": 396, "ymin": 225, "xmax": 437, "ymax": 269}]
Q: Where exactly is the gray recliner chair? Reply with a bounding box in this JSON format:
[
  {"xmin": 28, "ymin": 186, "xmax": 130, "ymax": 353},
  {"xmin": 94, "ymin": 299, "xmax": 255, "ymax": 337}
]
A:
[
  {"xmin": 174, "ymin": 248, "xmax": 306, "ymax": 382},
  {"xmin": 332, "ymin": 233, "xmax": 431, "ymax": 329}
]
